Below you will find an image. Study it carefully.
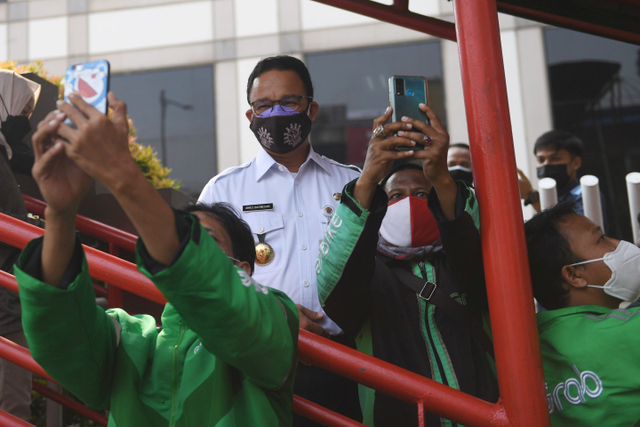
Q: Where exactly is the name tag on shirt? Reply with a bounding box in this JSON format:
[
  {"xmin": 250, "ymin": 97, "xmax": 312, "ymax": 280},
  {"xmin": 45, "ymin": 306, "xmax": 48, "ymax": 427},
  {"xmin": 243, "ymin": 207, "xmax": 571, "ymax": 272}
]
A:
[{"xmin": 243, "ymin": 203, "xmax": 274, "ymax": 212}]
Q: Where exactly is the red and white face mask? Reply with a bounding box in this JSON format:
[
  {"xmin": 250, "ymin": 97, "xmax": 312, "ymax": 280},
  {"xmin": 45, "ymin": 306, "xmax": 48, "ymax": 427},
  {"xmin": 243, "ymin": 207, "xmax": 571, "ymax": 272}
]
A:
[{"xmin": 379, "ymin": 196, "xmax": 441, "ymax": 248}]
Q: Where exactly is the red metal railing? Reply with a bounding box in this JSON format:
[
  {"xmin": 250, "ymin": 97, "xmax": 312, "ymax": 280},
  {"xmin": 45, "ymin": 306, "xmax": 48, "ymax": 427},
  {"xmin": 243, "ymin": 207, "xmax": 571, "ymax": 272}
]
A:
[
  {"xmin": 0, "ymin": 213, "xmax": 166, "ymax": 305},
  {"xmin": 3, "ymin": 0, "xmax": 580, "ymax": 422},
  {"xmin": 453, "ymin": 1, "xmax": 550, "ymax": 425},
  {"xmin": 31, "ymin": 382, "xmax": 108, "ymax": 425},
  {"xmin": 312, "ymin": 0, "xmax": 552, "ymax": 425},
  {"xmin": 0, "ymin": 209, "xmax": 508, "ymax": 427},
  {"xmin": 23, "ymin": 195, "xmax": 137, "ymax": 253},
  {"xmin": 0, "ymin": 335, "xmax": 108, "ymax": 426}
]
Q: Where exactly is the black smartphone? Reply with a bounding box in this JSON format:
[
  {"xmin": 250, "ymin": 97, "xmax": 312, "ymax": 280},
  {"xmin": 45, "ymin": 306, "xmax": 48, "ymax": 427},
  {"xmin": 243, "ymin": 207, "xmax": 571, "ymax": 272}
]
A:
[
  {"xmin": 63, "ymin": 60, "xmax": 110, "ymax": 127},
  {"xmin": 388, "ymin": 76, "xmax": 429, "ymax": 151}
]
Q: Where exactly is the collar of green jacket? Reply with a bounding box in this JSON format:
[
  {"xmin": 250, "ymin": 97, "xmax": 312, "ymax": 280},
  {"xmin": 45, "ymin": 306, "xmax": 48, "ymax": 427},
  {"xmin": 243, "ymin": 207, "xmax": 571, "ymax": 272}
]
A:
[{"xmin": 536, "ymin": 304, "xmax": 611, "ymax": 331}]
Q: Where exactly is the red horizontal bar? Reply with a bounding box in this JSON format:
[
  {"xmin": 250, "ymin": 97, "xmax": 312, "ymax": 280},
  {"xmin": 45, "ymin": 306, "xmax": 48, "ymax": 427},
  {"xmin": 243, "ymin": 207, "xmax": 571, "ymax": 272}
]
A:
[
  {"xmin": 0, "ymin": 213, "xmax": 166, "ymax": 305},
  {"xmin": 84, "ymin": 246, "xmax": 166, "ymax": 305},
  {"xmin": 23, "ymin": 195, "xmax": 137, "ymax": 253},
  {"xmin": 496, "ymin": 1, "xmax": 640, "ymax": 46},
  {"xmin": 298, "ymin": 330, "xmax": 509, "ymax": 427},
  {"xmin": 0, "ymin": 409, "xmax": 32, "ymax": 427},
  {"xmin": 0, "ymin": 270, "xmax": 18, "ymax": 294},
  {"xmin": 292, "ymin": 395, "xmax": 365, "ymax": 427},
  {"xmin": 0, "ymin": 336, "xmax": 53, "ymax": 382},
  {"xmin": 311, "ymin": 0, "xmax": 456, "ymax": 42},
  {"xmin": 32, "ymin": 382, "xmax": 108, "ymax": 426}
]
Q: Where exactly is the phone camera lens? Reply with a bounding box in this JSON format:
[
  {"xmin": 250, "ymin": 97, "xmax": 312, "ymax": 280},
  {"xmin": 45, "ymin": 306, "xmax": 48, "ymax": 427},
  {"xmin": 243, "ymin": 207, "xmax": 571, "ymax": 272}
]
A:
[{"xmin": 395, "ymin": 79, "xmax": 405, "ymax": 96}]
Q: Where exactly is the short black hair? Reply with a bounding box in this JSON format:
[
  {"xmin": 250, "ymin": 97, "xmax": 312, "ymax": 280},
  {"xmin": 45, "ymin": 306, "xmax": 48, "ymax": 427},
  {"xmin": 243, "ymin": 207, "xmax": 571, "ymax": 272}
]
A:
[
  {"xmin": 380, "ymin": 162, "xmax": 424, "ymax": 189},
  {"xmin": 533, "ymin": 130, "xmax": 583, "ymax": 159},
  {"xmin": 449, "ymin": 143, "xmax": 470, "ymax": 151},
  {"xmin": 182, "ymin": 202, "xmax": 255, "ymax": 274},
  {"xmin": 246, "ymin": 55, "xmax": 314, "ymax": 104},
  {"xmin": 523, "ymin": 201, "xmax": 582, "ymax": 310}
]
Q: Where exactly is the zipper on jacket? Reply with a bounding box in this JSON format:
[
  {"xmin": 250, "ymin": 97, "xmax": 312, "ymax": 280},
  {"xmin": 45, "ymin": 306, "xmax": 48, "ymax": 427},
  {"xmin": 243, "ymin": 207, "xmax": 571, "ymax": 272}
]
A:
[{"xmin": 169, "ymin": 321, "xmax": 186, "ymax": 427}]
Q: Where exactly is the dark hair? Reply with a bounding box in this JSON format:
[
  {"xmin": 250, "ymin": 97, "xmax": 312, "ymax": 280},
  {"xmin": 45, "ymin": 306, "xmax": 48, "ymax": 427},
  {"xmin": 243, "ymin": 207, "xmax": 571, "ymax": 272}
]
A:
[
  {"xmin": 379, "ymin": 162, "xmax": 424, "ymax": 189},
  {"xmin": 182, "ymin": 202, "xmax": 255, "ymax": 274},
  {"xmin": 246, "ymin": 55, "xmax": 314, "ymax": 104},
  {"xmin": 449, "ymin": 143, "xmax": 470, "ymax": 151},
  {"xmin": 533, "ymin": 130, "xmax": 583, "ymax": 159},
  {"xmin": 523, "ymin": 202, "xmax": 582, "ymax": 310}
]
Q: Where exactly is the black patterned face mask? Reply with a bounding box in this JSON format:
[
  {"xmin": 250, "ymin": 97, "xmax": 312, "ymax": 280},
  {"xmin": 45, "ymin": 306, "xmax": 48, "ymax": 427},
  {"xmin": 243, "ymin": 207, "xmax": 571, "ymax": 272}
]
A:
[
  {"xmin": 1, "ymin": 115, "xmax": 31, "ymax": 146},
  {"xmin": 249, "ymin": 105, "xmax": 312, "ymax": 154},
  {"xmin": 0, "ymin": 93, "xmax": 31, "ymax": 146}
]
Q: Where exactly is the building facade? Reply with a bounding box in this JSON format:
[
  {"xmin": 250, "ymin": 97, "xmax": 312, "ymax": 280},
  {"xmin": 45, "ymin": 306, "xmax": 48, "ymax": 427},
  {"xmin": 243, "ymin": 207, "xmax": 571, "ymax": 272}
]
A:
[{"xmin": 6, "ymin": 0, "xmax": 640, "ymax": 237}]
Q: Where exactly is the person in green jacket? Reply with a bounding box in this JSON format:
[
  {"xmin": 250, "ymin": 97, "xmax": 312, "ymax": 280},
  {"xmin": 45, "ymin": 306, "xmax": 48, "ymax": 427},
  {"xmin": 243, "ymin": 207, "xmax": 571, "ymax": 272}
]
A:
[
  {"xmin": 15, "ymin": 93, "xmax": 299, "ymax": 426},
  {"xmin": 524, "ymin": 201, "xmax": 640, "ymax": 426}
]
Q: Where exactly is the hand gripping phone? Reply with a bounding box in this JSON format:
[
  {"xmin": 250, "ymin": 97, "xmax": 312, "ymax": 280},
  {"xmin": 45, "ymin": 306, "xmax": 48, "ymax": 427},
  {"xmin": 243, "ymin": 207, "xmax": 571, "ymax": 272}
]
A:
[
  {"xmin": 63, "ymin": 60, "xmax": 110, "ymax": 127},
  {"xmin": 388, "ymin": 76, "xmax": 429, "ymax": 151}
]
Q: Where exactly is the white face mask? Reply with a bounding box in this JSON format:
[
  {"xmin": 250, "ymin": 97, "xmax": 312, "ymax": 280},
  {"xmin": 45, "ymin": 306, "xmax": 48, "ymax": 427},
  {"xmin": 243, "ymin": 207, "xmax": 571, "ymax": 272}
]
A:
[{"xmin": 568, "ymin": 241, "xmax": 640, "ymax": 302}]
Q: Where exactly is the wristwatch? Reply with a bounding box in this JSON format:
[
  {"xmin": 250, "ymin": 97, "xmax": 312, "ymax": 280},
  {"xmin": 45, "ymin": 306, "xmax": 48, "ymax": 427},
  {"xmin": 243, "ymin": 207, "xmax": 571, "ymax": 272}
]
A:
[{"xmin": 524, "ymin": 190, "xmax": 539, "ymax": 206}]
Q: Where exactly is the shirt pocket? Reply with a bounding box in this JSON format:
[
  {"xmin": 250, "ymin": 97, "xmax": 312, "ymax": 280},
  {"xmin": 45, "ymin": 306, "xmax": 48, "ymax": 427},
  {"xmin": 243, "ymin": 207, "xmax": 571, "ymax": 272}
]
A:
[{"xmin": 242, "ymin": 213, "xmax": 286, "ymax": 274}]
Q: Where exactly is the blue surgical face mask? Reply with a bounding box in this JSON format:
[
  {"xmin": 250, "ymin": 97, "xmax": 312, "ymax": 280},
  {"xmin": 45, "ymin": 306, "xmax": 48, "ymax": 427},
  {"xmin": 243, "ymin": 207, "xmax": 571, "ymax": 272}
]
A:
[{"xmin": 568, "ymin": 241, "xmax": 640, "ymax": 302}]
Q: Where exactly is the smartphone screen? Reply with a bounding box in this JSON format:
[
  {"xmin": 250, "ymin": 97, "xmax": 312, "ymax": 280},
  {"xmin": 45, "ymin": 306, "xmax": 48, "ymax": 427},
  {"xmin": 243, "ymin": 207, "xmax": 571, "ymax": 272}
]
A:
[
  {"xmin": 63, "ymin": 60, "xmax": 110, "ymax": 127},
  {"xmin": 389, "ymin": 76, "xmax": 429, "ymax": 151}
]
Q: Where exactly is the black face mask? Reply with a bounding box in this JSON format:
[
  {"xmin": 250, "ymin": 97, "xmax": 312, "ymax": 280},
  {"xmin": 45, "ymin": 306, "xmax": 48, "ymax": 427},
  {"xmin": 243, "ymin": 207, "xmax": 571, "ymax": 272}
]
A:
[
  {"xmin": 448, "ymin": 165, "xmax": 474, "ymax": 187},
  {"xmin": 536, "ymin": 163, "xmax": 571, "ymax": 188},
  {"xmin": 1, "ymin": 115, "xmax": 31, "ymax": 146},
  {"xmin": 250, "ymin": 110, "xmax": 312, "ymax": 154}
]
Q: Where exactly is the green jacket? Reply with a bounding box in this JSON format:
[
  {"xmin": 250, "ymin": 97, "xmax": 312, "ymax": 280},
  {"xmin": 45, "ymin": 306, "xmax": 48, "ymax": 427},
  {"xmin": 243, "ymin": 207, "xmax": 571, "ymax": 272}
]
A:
[
  {"xmin": 538, "ymin": 304, "xmax": 640, "ymax": 426},
  {"xmin": 16, "ymin": 214, "xmax": 299, "ymax": 426}
]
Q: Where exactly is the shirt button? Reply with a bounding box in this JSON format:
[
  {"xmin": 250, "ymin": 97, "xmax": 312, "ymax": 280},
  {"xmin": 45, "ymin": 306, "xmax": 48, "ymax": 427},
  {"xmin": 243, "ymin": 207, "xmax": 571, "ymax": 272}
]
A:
[
  {"xmin": 297, "ymin": 211, "xmax": 303, "ymax": 217},
  {"xmin": 278, "ymin": 165, "xmax": 284, "ymax": 172},
  {"xmin": 258, "ymin": 226, "xmax": 264, "ymax": 233},
  {"xmin": 301, "ymin": 244, "xmax": 307, "ymax": 250},
  {"xmin": 294, "ymin": 180, "xmax": 299, "ymax": 186},
  {"xmin": 303, "ymin": 280, "xmax": 310, "ymax": 287}
]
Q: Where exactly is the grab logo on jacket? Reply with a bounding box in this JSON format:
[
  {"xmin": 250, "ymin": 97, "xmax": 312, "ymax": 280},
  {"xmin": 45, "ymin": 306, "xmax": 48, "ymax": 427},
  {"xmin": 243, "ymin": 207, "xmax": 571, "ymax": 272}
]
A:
[{"xmin": 547, "ymin": 365, "xmax": 603, "ymax": 414}]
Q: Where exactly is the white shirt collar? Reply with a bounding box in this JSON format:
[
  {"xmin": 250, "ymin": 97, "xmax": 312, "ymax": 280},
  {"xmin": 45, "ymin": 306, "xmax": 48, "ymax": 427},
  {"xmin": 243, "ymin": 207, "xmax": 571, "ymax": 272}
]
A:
[{"xmin": 254, "ymin": 144, "xmax": 332, "ymax": 181}]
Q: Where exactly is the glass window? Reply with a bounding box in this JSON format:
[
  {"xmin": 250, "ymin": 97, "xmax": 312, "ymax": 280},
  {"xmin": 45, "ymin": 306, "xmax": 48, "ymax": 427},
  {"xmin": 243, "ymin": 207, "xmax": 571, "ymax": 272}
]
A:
[
  {"xmin": 544, "ymin": 28, "xmax": 640, "ymax": 239},
  {"xmin": 110, "ymin": 65, "xmax": 216, "ymax": 197},
  {"xmin": 306, "ymin": 41, "xmax": 445, "ymax": 167}
]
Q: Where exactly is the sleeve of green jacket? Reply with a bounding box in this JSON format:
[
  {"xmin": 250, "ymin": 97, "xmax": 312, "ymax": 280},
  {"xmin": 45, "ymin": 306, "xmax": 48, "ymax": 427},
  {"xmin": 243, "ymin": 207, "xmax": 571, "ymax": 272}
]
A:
[
  {"xmin": 316, "ymin": 179, "xmax": 389, "ymax": 338},
  {"xmin": 15, "ymin": 237, "xmax": 119, "ymax": 410},
  {"xmin": 136, "ymin": 212, "xmax": 299, "ymax": 391},
  {"xmin": 428, "ymin": 180, "xmax": 487, "ymax": 308}
]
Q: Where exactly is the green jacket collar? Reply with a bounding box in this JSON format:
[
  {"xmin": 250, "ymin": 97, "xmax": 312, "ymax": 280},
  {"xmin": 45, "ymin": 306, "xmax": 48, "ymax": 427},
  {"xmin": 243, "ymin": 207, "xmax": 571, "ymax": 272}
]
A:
[{"xmin": 537, "ymin": 304, "xmax": 611, "ymax": 331}]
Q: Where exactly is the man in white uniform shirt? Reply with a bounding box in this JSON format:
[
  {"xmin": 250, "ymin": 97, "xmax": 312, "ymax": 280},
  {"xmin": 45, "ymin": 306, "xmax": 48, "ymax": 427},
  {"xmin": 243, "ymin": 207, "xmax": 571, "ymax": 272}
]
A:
[{"xmin": 199, "ymin": 55, "xmax": 361, "ymax": 426}]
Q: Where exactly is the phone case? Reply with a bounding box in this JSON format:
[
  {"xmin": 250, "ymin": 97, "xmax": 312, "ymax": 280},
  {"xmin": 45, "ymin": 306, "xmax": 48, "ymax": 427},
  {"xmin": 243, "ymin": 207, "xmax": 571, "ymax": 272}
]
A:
[
  {"xmin": 64, "ymin": 60, "xmax": 110, "ymax": 115},
  {"xmin": 388, "ymin": 76, "xmax": 429, "ymax": 125}
]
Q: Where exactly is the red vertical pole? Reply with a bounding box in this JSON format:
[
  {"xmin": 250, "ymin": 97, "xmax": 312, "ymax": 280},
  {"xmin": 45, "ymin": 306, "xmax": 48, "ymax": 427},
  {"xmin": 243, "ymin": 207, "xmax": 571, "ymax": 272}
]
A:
[{"xmin": 452, "ymin": 0, "xmax": 550, "ymax": 426}]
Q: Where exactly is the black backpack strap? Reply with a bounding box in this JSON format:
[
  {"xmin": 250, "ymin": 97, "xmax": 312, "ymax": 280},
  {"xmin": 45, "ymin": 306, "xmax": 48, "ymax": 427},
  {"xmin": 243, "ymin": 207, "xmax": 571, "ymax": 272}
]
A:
[{"xmin": 391, "ymin": 267, "xmax": 495, "ymax": 360}]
